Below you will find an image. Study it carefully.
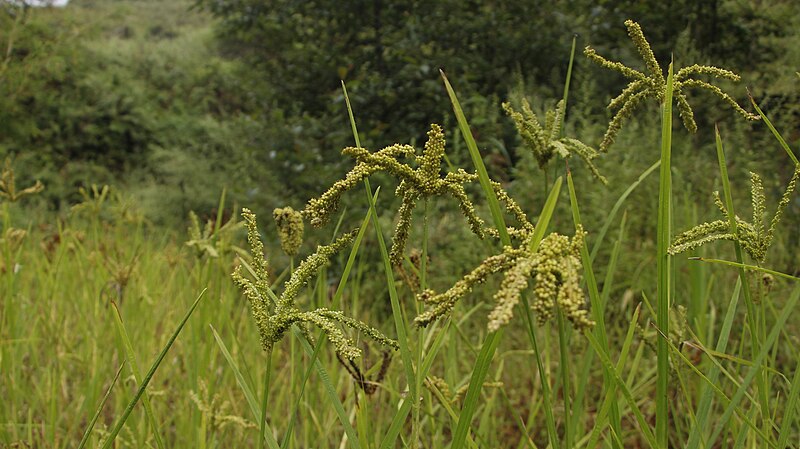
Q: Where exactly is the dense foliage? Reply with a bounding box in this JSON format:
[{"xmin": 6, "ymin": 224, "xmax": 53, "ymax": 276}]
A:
[{"xmin": 2, "ymin": 1, "xmax": 800, "ymax": 448}]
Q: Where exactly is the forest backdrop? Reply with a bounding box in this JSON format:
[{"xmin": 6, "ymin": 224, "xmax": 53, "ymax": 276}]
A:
[{"xmin": 1, "ymin": 0, "xmax": 798, "ymax": 252}]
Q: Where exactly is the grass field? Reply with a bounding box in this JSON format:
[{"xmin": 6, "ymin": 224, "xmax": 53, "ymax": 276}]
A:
[{"xmin": 2, "ymin": 10, "xmax": 800, "ymax": 449}]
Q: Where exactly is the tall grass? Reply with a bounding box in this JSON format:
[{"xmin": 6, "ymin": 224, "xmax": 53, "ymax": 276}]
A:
[{"xmin": 2, "ymin": 20, "xmax": 800, "ymax": 449}]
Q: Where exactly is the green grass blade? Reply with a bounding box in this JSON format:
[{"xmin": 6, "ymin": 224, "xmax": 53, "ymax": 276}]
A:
[
  {"xmin": 585, "ymin": 330, "xmax": 658, "ymax": 448},
  {"xmin": 379, "ymin": 319, "xmax": 451, "ymax": 449},
  {"xmin": 451, "ymin": 330, "xmax": 504, "ymax": 449},
  {"xmin": 259, "ymin": 348, "xmax": 274, "ymax": 449},
  {"xmin": 686, "ymin": 277, "xmax": 742, "ymax": 449},
  {"xmin": 688, "ymin": 257, "xmax": 800, "ymax": 282},
  {"xmin": 556, "ymin": 309, "xmax": 573, "ymax": 449},
  {"xmin": 76, "ymin": 361, "xmax": 125, "ymax": 449},
  {"xmin": 109, "ymin": 302, "xmax": 166, "ymax": 449},
  {"xmin": 379, "ymin": 398, "xmax": 413, "ymax": 449},
  {"xmin": 749, "ymin": 95, "xmax": 800, "ymax": 165},
  {"xmin": 662, "ymin": 328, "xmax": 775, "ymax": 447},
  {"xmin": 777, "ymin": 356, "xmax": 800, "ymax": 449},
  {"xmin": 342, "ymin": 81, "xmax": 363, "ymax": 149},
  {"xmin": 560, "ymin": 34, "xmax": 578, "ymax": 114},
  {"xmin": 655, "ymin": 61, "xmax": 674, "ymax": 449},
  {"xmin": 452, "ymin": 177, "xmax": 563, "ymax": 449},
  {"xmin": 713, "ymin": 125, "xmax": 772, "ymax": 443},
  {"xmin": 292, "ymin": 325, "xmax": 361, "ymax": 449},
  {"xmin": 589, "ymin": 160, "xmax": 660, "ymax": 262},
  {"xmin": 441, "ymin": 70, "xmax": 510, "ymax": 246},
  {"xmin": 100, "ymin": 289, "xmax": 206, "ymax": 449},
  {"xmin": 365, "ymin": 184, "xmax": 416, "ymax": 402},
  {"xmin": 345, "ymin": 81, "xmax": 417, "ymax": 443},
  {"xmin": 586, "ymin": 303, "xmax": 641, "ymax": 448},
  {"xmin": 708, "ymin": 286, "xmax": 800, "ymax": 445},
  {"xmin": 281, "ymin": 194, "xmax": 376, "ymax": 449},
  {"xmin": 440, "ymin": 74, "xmax": 512, "ymax": 449},
  {"xmin": 571, "ymin": 211, "xmax": 625, "ymax": 440},
  {"xmin": 568, "ymin": 170, "xmax": 622, "ymax": 448},
  {"xmin": 209, "ymin": 328, "xmax": 255, "ymax": 419}
]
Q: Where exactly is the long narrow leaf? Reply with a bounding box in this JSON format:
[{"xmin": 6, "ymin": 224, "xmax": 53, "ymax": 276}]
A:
[
  {"xmin": 110, "ymin": 302, "xmax": 166, "ymax": 449},
  {"xmin": 655, "ymin": 62, "xmax": 674, "ymax": 449},
  {"xmin": 293, "ymin": 326, "xmax": 361, "ymax": 449},
  {"xmin": 567, "ymin": 168, "xmax": 623, "ymax": 447},
  {"xmin": 77, "ymin": 362, "xmax": 126, "ymax": 449},
  {"xmin": 749, "ymin": 95, "xmax": 799, "ymax": 165},
  {"xmin": 100, "ymin": 289, "xmax": 206, "ymax": 449},
  {"xmin": 708, "ymin": 286, "xmax": 800, "ymax": 445},
  {"xmin": 454, "ymin": 177, "xmax": 563, "ymax": 449},
  {"xmin": 441, "ymin": 70, "xmax": 510, "ymax": 246}
]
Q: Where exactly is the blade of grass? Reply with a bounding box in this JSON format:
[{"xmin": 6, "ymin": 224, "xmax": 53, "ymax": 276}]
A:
[
  {"xmin": 777, "ymin": 356, "xmax": 800, "ymax": 449},
  {"xmin": 77, "ymin": 362, "xmax": 125, "ymax": 449},
  {"xmin": 555, "ymin": 308, "xmax": 573, "ymax": 449},
  {"xmin": 708, "ymin": 286, "xmax": 800, "ymax": 445},
  {"xmin": 688, "ymin": 257, "xmax": 800, "ymax": 282},
  {"xmin": 655, "ymin": 61, "xmax": 674, "ymax": 449},
  {"xmin": 259, "ymin": 348, "xmax": 274, "ymax": 449},
  {"xmin": 100, "ymin": 289, "xmax": 206, "ymax": 449},
  {"xmin": 379, "ymin": 319, "xmax": 451, "ymax": 449},
  {"xmin": 280, "ymin": 191, "xmax": 377, "ymax": 449},
  {"xmin": 586, "ymin": 303, "xmax": 641, "ymax": 448},
  {"xmin": 686, "ymin": 277, "xmax": 742, "ymax": 449},
  {"xmin": 443, "ymin": 71, "xmax": 561, "ymax": 449},
  {"xmin": 441, "ymin": 70, "xmax": 509, "ymax": 246},
  {"xmin": 109, "ymin": 302, "xmax": 166, "ymax": 449},
  {"xmin": 560, "ymin": 34, "xmax": 578, "ymax": 112},
  {"xmin": 551, "ymin": 44, "xmax": 585, "ymax": 438},
  {"xmin": 365, "ymin": 183, "xmax": 417, "ymax": 443},
  {"xmin": 713, "ymin": 125, "xmax": 771, "ymax": 442},
  {"xmin": 459, "ymin": 177, "xmax": 563, "ymax": 449},
  {"xmin": 343, "ymin": 81, "xmax": 420, "ymax": 449},
  {"xmin": 292, "ymin": 325, "xmax": 361, "ymax": 449},
  {"xmin": 567, "ymin": 168, "xmax": 623, "ymax": 448},
  {"xmin": 748, "ymin": 94, "xmax": 800, "ymax": 165},
  {"xmin": 209, "ymin": 326, "xmax": 270, "ymax": 435},
  {"xmin": 570, "ymin": 209, "xmax": 626, "ymax": 440},
  {"xmin": 589, "ymin": 160, "xmax": 660, "ymax": 262},
  {"xmin": 658, "ymin": 331, "xmax": 775, "ymax": 447},
  {"xmin": 585, "ymin": 329, "xmax": 658, "ymax": 448}
]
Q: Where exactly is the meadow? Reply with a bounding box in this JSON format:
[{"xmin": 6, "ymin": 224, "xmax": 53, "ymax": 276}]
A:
[{"xmin": 2, "ymin": 2, "xmax": 800, "ymax": 449}]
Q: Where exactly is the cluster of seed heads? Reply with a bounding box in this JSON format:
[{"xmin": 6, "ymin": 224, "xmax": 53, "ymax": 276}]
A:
[
  {"xmin": 415, "ymin": 225, "xmax": 594, "ymax": 332},
  {"xmin": 503, "ymin": 99, "xmax": 607, "ymax": 184},
  {"xmin": 232, "ymin": 208, "xmax": 398, "ymax": 360},
  {"xmin": 231, "ymin": 19, "xmax": 773, "ymax": 360},
  {"xmin": 303, "ymin": 124, "xmax": 486, "ymax": 264},
  {"xmin": 189, "ymin": 380, "xmax": 256, "ymax": 432},
  {"xmin": 584, "ymin": 19, "xmax": 759, "ymax": 152},
  {"xmin": 424, "ymin": 375, "xmax": 502, "ymax": 405},
  {"xmin": 185, "ymin": 210, "xmax": 243, "ymax": 259},
  {"xmin": 670, "ymin": 165, "xmax": 800, "ymax": 263},
  {"xmin": 0, "ymin": 158, "xmax": 44, "ymax": 203}
]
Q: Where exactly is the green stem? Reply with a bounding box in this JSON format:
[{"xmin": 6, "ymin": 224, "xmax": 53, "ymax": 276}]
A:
[
  {"xmin": 260, "ymin": 347, "xmax": 274, "ymax": 449},
  {"xmin": 655, "ymin": 62, "xmax": 674, "ymax": 449},
  {"xmin": 556, "ymin": 309, "xmax": 572, "ymax": 449},
  {"xmin": 412, "ymin": 199, "xmax": 429, "ymax": 448}
]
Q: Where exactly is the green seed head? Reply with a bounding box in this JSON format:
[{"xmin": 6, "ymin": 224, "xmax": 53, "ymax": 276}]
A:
[{"xmin": 273, "ymin": 206, "xmax": 304, "ymax": 257}]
